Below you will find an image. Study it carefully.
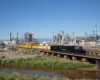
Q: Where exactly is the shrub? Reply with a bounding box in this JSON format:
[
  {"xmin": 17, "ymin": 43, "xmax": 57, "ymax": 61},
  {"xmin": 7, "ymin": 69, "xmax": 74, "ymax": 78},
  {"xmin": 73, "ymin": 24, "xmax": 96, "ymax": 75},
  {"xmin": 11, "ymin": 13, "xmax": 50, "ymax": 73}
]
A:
[
  {"xmin": 32, "ymin": 49, "xmax": 35, "ymax": 52},
  {"xmin": 1, "ymin": 56, "xmax": 5, "ymax": 58},
  {"xmin": 6, "ymin": 59, "xmax": 14, "ymax": 65},
  {"xmin": 32, "ymin": 77, "xmax": 36, "ymax": 80},
  {"xmin": 34, "ymin": 74, "xmax": 41, "ymax": 79},
  {"xmin": 0, "ymin": 77, "xmax": 5, "ymax": 80},
  {"xmin": 9, "ymin": 78, "xmax": 15, "ymax": 80},
  {"xmin": 0, "ymin": 58, "xmax": 8, "ymax": 65}
]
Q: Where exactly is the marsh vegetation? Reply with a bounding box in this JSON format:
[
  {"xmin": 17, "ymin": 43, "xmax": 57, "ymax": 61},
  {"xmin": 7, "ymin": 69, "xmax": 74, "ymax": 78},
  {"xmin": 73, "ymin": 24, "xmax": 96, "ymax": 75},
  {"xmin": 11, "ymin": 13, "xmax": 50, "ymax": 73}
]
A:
[
  {"xmin": 0, "ymin": 55, "xmax": 95, "ymax": 68},
  {"xmin": 0, "ymin": 72, "xmax": 94, "ymax": 80}
]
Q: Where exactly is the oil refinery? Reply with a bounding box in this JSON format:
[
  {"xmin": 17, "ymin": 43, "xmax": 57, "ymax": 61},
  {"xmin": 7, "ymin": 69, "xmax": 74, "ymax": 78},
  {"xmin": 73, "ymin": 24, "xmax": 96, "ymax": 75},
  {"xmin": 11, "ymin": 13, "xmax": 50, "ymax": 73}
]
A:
[
  {"xmin": 52, "ymin": 24, "xmax": 100, "ymax": 46},
  {"xmin": 9, "ymin": 32, "xmax": 38, "ymax": 45}
]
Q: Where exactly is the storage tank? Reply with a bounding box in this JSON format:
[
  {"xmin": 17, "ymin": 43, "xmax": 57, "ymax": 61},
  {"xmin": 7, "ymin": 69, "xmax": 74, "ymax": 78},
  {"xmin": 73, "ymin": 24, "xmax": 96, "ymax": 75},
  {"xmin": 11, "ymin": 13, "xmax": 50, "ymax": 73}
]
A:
[
  {"xmin": 45, "ymin": 44, "xmax": 48, "ymax": 46},
  {"xmin": 39, "ymin": 44, "xmax": 45, "ymax": 46},
  {"xmin": 11, "ymin": 40, "xmax": 16, "ymax": 44}
]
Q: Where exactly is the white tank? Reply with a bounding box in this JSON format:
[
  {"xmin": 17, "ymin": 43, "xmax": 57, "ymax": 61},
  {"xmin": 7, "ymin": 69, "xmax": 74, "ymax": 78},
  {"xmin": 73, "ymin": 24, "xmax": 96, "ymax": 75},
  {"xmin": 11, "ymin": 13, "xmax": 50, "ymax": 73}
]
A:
[
  {"xmin": 45, "ymin": 44, "xmax": 48, "ymax": 46},
  {"xmin": 39, "ymin": 44, "xmax": 45, "ymax": 46},
  {"xmin": 11, "ymin": 40, "xmax": 16, "ymax": 44}
]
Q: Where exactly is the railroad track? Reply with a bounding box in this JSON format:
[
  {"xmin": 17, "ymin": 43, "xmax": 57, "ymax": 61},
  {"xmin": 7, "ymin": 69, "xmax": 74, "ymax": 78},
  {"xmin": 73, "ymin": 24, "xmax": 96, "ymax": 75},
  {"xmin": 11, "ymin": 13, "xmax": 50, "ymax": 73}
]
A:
[{"xmin": 39, "ymin": 49, "xmax": 100, "ymax": 60}]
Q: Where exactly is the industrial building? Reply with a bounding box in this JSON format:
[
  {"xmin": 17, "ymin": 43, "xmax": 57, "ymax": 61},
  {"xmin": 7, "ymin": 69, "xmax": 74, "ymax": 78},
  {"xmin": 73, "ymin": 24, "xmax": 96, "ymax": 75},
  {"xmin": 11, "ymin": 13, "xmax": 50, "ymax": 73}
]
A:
[
  {"xmin": 52, "ymin": 31, "xmax": 77, "ymax": 44},
  {"xmin": 24, "ymin": 32, "xmax": 33, "ymax": 42},
  {"xmin": 10, "ymin": 32, "xmax": 38, "ymax": 45},
  {"xmin": 10, "ymin": 32, "xmax": 19, "ymax": 45},
  {"xmin": 52, "ymin": 25, "xmax": 100, "ymax": 45}
]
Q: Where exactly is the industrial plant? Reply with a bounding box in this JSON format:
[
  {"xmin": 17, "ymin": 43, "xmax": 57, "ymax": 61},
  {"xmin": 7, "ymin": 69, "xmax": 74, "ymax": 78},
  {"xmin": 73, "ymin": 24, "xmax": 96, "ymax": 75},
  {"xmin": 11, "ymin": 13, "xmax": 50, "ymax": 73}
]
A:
[
  {"xmin": 10, "ymin": 32, "xmax": 38, "ymax": 45},
  {"xmin": 52, "ymin": 25, "xmax": 100, "ymax": 45},
  {"xmin": 7, "ymin": 24, "xmax": 100, "ymax": 46}
]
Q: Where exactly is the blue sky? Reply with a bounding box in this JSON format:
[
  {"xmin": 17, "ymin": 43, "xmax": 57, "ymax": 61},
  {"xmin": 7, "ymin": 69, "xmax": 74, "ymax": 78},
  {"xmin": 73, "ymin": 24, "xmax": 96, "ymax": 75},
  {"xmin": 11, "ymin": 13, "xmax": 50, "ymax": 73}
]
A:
[{"xmin": 0, "ymin": 0, "xmax": 100, "ymax": 40}]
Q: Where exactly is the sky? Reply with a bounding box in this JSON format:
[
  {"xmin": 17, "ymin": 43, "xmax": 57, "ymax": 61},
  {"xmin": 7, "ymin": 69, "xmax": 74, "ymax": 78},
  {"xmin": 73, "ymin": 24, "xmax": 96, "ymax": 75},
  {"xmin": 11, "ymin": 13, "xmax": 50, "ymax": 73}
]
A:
[{"xmin": 0, "ymin": 0, "xmax": 100, "ymax": 40}]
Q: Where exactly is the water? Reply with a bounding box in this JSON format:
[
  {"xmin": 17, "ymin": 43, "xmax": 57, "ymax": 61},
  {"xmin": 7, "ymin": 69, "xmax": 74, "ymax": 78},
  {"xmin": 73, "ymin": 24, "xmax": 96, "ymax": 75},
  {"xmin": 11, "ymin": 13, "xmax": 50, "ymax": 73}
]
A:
[{"xmin": 0, "ymin": 65, "xmax": 100, "ymax": 79}]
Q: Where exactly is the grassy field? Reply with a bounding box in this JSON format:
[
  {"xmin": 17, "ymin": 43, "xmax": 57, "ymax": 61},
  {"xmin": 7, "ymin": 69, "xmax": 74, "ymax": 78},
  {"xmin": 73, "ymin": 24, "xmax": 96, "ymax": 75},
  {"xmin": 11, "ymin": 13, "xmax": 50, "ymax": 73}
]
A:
[
  {"xmin": 0, "ymin": 55, "xmax": 95, "ymax": 68},
  {"xmin": 0, "ymin": 72, "xmax": 98, "ymax": 80}
]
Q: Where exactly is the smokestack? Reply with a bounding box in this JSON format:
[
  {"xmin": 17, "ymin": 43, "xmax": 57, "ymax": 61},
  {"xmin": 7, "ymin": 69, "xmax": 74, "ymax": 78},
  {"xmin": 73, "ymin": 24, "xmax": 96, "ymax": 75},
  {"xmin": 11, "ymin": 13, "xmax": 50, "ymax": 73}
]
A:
[
  {"xmin": 10, "ymin": 33, "xmax": 11, "ymax": 42},
  {"xmin": 95, "ymin": 24, "xmax": 97, "ymax": 36},
  {"xmin": 93, "ymin": 30, "xmax": 94, "ymax": 37},
  {"xmin": 17, "ymin": 33, "xmax": 18, "ymax": 44},
  {"xmin": 52, "ymin": 32, "xmax": 54, "ymax": 42},
  {"xmin": 21, "ymin": 32, "xmax": 22, "ymax": 43}
]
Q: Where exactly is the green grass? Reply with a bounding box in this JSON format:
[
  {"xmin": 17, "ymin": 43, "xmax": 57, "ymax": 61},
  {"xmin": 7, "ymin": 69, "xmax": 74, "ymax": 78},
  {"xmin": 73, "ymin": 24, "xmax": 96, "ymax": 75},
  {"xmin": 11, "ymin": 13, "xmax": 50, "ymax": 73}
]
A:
[
  {"xmin": 0, "ymin": 72, "xmax": 98, "ymax": 80},
  {"xmin": 0, "ymin": 72, "xmax": 63, "ymax": 80},
  {"xmin": 1, "ymin": 56, "xmax": 5, "ymax": 58},
  {"xmin": 0, "ymin": 56, "xmax": 96, "ymax": 68}
]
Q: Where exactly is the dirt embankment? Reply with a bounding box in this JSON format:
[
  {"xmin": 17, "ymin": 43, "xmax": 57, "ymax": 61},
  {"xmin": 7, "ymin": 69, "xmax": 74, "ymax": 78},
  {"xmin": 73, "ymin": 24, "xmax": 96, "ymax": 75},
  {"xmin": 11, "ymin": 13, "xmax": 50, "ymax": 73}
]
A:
[{"xmin": 0, "ymin": 48, "xmax": 40, "ymax": 58}]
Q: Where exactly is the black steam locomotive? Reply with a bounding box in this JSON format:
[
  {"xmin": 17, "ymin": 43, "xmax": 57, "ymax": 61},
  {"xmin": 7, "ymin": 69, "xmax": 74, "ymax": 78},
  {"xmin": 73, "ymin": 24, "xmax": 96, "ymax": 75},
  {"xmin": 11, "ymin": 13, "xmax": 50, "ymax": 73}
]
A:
[{"xmin": 51, "ymin": 45, "xmax": 86, "ymax": 55}]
